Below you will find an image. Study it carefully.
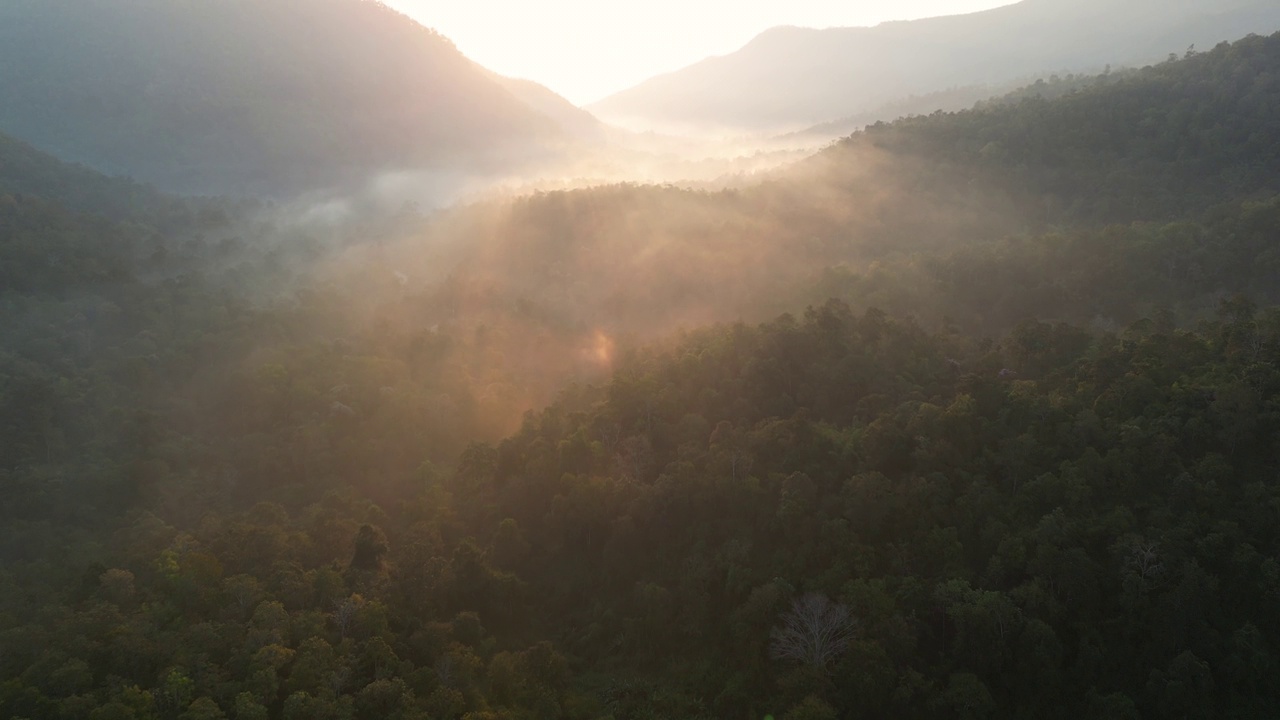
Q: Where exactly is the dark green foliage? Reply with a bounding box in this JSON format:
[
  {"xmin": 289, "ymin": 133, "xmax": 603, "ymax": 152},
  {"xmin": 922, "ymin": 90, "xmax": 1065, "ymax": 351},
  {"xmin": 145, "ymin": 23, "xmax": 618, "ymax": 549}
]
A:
[
  {"xmin": 847, "ymin": 33, "xmax": 1280, "ymax": 226},
  {"xmin": 350, "ymin": 525, "xmax": 389, "ymax": 572},
  {"xmin": 5, "ymin": 30, "xmax": 1280, "ymax": 720}
]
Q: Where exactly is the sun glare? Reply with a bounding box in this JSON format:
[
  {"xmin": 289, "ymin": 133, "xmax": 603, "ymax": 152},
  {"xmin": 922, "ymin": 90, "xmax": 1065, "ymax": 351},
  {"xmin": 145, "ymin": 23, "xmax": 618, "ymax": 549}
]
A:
[
  {"xmin": 382, "ymin": 0, "xmax": 1019, "ymax": 104},
  {"xmin": 590, "ymin": 330, "xmax": 616, "ymax": 367}
]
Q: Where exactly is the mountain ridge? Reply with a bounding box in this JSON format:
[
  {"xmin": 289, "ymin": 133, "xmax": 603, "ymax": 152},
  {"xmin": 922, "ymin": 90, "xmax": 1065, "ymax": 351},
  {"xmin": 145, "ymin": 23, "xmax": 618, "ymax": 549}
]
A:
[
  {"xmin": 589, "ymin": 0, "xmax": 1280, "ymax": 133},
  {"xmin": 0, "ymin": 0, "xmax": 581, "ymax": 197}
]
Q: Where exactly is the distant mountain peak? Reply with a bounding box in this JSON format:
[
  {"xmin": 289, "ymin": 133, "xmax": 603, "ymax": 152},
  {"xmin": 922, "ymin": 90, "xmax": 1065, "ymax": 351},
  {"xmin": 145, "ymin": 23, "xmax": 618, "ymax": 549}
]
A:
[{"xmin": 589, "ymin": 0, "xmax": 1280, "ymax": 134}]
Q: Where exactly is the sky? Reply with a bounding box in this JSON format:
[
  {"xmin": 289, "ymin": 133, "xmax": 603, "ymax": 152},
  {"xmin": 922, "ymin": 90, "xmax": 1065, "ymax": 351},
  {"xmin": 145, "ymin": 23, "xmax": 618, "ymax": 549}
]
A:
[{"xmin": 383, "ymin": 1, "xmax": 1021, "ymax": 105}]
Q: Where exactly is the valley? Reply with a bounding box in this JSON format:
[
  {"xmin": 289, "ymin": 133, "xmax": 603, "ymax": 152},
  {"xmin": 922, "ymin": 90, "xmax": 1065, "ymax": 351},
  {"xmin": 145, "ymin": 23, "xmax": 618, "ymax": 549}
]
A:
[{"xmin": 2, "ymin": 3, "xmax": 1280, "ymax": 719}]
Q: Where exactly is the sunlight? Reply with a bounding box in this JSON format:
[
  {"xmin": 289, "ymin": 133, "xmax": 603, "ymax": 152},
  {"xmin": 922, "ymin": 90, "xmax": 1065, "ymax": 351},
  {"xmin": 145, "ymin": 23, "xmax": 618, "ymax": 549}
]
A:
[
  {"xmin": 7, "ymin": 0, "xmax": 1280, "ymax": 716},
  {"xmin": 382, "ymin": 0, "xmax": 1019, "ymax": 103},
  {"xmin": 590, "ymin": 329, "xmax": 616, "ymax": 367}
]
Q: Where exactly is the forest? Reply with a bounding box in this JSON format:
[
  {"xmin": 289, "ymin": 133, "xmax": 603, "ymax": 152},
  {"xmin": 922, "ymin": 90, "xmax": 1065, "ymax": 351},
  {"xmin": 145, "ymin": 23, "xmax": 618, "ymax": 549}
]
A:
[
  {"xmin": 0, "ymin": 0, "xmax": 567, "ymax": 195},
  {"xmin": 3, "ymin": 29, "xmax": 1280, "ymax": 720}
]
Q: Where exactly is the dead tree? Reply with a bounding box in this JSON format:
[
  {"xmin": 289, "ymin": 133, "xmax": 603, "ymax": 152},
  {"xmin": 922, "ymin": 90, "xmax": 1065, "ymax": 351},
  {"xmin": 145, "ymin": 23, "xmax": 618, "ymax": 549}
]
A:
[{"xmin": 769, "ymin": 593, "xmax": 856, "ymax": 669}]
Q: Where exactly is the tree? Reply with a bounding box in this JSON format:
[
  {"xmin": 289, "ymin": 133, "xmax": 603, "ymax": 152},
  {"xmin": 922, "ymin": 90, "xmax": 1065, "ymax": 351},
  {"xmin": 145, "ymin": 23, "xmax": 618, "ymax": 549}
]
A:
[
  {"xmin": 355, "ymin": 678, "xmax": 413, "ymax": 720},
  {"xmin": 157, "ymin": 669, "xmax": 195, "ymax": 719},
  {"xmin": 351, "ymin": 525, "xmax": 389, "ymax": 572},
  {"xmin": 942, "ymin": 673, "xmax": 995, "ymax": 720},
  {"xmin": 233, "ymin": 693, "xmax": 269, "ymax": 720},
  {"xmin": 770, "ymin": 594, "xmax": 856, "ymax": 669},
  {"xmin": 179, "ymin": 697, "xmax": 227, "ymax": 720},
  {"xmin": 783, "ymin": 695, "xmax": 838, "ymax": 720},
  {"xmin": 488, "ymin": 519, "xmax": 530, "ymax": 571},
  {"xmin": 100, "ymin": 568, "xmax": 137, "ymax": 607}
]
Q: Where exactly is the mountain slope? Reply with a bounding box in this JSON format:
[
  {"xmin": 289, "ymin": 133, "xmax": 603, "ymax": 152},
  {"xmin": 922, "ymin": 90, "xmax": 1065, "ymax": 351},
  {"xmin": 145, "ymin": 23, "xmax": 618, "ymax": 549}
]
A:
[
  {"xmin": 590, "ymin": 0, "xmax": 1280, "ymax": 132},
  {"xmin": 807, "ymin": 31, "xmax": 1280, "ymax": 228},
  {"xmin": 486, "ymin": 72, "xmax": 605, "ymax": 139},
  {"xmin": 8, "ymin": 27, "xmax": 1280, "ymax": 720},
  {"xmin": 0, "ymin": 131, "xmax": 176, "ymax": 222},
  {"xmin": 0, "ymin": 0, "xmax": 564, "ymax": 195},
  {"xmin": 389, "ymin": 31, "xmax": 1280, "ymax": 362}
]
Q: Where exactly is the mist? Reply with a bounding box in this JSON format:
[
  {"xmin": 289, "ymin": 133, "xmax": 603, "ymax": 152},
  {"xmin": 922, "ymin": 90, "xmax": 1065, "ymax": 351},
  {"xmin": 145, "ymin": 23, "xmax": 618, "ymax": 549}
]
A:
[{"xmin": 6, "ymin": 6, "xmax": 1280, "ymax": 719}]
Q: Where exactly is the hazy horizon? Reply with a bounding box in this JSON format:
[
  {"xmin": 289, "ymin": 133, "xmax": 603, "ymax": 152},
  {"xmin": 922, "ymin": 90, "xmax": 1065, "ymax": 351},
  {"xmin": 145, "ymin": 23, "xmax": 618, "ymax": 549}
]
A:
[{"xmin": 381, "ymin": 0, "xmax": 1020, "ymax": 104}]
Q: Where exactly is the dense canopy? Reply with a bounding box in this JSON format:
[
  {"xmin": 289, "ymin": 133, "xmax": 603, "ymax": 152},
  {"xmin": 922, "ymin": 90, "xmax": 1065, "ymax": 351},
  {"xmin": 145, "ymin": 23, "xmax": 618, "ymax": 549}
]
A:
[{"xmin": 4, "ymin": 29, "xmax": 1280, "ymax": 720}]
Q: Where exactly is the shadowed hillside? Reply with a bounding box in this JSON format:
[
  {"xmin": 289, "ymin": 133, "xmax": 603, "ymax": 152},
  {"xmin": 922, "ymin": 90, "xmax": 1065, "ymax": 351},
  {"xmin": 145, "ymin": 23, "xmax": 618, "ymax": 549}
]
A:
[{"xmin": 0, "ymin": 0, "xmax": 572, "ymax": 196}]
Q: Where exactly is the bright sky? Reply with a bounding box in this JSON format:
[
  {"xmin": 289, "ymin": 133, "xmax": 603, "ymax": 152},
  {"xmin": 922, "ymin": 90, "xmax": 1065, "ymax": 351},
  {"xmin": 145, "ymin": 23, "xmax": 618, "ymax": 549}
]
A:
[{"xmin": 383, "ymin": 1, "xmax": 1021, "ymax": 105}]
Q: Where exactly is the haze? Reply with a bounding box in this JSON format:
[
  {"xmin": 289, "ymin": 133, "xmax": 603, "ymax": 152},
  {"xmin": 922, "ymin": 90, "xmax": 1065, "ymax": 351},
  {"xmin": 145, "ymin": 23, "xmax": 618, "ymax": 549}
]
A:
[
  {"xmin": 383, "ymin": 0, "xmax": 1019, "ymax": 103},
  {"xmin": 6, "ymin": 1, "xmax": 1280, "ymax": 718}
]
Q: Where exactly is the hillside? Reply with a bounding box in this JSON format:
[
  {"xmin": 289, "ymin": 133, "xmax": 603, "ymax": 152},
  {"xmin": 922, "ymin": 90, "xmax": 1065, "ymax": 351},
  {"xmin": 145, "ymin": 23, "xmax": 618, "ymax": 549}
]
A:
[
  {"xmin": 0, "ymin": 130, "xmax": 259, "ymax": 232},
  {"xmin": 0, "ymin": 0, "xmax": 566, "ymax": 196},
  {"xmin": 393, "ymin": 33, "xmax": 1280, "ymax": 357},
  {"xmin": 590, "ymin": 0, "xmax": 1280, "ymax": 132},
  {"xmin": 6, "ymin": 29, "xmax": 1280, "ymax": 720},
  {"xmin": 486, "ymin": 72, "xmax": 606, "ymax": 139}
]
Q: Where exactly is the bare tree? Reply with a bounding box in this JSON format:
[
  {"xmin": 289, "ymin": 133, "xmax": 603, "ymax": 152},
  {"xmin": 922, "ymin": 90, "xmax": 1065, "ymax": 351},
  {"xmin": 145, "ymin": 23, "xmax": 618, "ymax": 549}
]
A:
[
  {"xmin": 770, "ymin": 593, "xmax": 856, "ymax": 668},
  {"xmin": 332, "ymin": 594, "xmax": 363, "ymax": 638},
  {"xmin": 1123, "ymin": 539, "xmax": 1165, "ymax": 591},
  {"xmin": 1127, "ymin": 541, "xmax": 1163, "ymax": 580}
]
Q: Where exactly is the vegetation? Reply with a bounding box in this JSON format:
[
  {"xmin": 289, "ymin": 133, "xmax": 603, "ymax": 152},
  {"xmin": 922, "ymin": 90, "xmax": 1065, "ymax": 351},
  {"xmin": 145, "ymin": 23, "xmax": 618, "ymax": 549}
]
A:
[
  {"xmin": 4, "ymin": 28, "xmax": 1280, "ymax": 720},
  {"xmin": 589, "ymin": 0, "xmax": 1280, "ymax": 131},
  {"xmin": 0, "ymin": 0, "xmax": 567, "ymax": 195}
]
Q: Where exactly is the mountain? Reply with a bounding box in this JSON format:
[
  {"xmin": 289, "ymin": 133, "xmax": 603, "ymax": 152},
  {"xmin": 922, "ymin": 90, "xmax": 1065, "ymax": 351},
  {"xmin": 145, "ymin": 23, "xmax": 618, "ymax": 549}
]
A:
[
  {"xmin": 0, "ymin": 131, "xmax": 176, "ymax": 222},
  {"xmin": 0, "ymin": 0, "xmax": 572, "ymax": 196},
  {"xmin": 590, "ymin": 0, "xmax": 1280, "ymax": 133},
  {"xmin": 8, "ymin": 28, "xmax": 1280, "ymax": 720},
  {"xmin": 486, "ymin": 72, "xmax": 606, "ymax": 139}
]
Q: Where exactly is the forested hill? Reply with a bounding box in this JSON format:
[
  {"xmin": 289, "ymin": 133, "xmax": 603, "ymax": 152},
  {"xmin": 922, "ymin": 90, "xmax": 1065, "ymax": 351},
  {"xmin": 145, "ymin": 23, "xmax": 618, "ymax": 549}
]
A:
[
  {"xmin": 800, "ymin": 32, "xmax": 1280, "ymax": 228},
  {"xmin": 7, "ymin": 27, "xmax": 1280, "ymax": 720},
  {"xmin": 356, "ymin": 32, "xmax": 1280, "ymax": 365},
  {"xmin": 0, "ymin": 131, "xmax": 215, "ymax": 226},
  {"xmin": 590, "ymin": 0, "xmax": 1280, "ymax": 132},
  {"xmin": 0, "ymin": 0, "xmax": 565, "ymax": 196}
]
